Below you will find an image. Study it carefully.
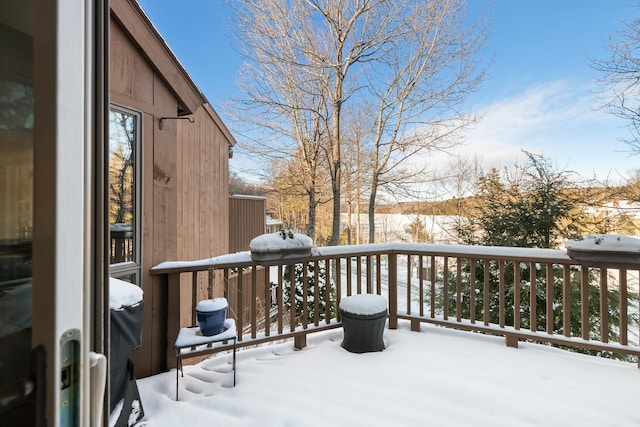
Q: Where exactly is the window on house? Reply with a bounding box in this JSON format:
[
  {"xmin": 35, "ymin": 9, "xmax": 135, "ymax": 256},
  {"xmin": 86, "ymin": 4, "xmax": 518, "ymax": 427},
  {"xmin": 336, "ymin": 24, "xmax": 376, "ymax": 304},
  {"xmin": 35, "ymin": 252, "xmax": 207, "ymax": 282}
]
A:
[{"xmin": 109, "ymin": 107, "xmax": 141, "ymax": 283}]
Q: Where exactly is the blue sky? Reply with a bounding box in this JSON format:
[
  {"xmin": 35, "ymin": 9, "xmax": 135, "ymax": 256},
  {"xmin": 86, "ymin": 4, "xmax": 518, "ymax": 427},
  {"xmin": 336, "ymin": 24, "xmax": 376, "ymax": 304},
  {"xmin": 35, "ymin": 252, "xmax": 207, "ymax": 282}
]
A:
[{"xmin": 138, "ymin": 0, "xmax": 639, "ymax": 183}]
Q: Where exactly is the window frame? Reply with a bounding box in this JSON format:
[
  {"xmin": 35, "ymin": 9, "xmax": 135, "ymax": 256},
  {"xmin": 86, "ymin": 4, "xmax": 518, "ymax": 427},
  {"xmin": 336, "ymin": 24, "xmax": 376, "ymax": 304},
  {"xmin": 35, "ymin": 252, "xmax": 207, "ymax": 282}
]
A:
[{"xmin": 108, "ymin": 105, "xmax": 142, "ymax": 284}]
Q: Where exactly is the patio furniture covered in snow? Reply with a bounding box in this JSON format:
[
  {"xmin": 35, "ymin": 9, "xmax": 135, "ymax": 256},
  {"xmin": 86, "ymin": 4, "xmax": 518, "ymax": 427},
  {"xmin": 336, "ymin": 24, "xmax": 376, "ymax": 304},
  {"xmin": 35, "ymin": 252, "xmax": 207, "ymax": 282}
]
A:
[
  {"xmin": 339, "ymin": 294, "xmax": 388, "ymax": 353},
  {"xmin": 174, "ymin": 318, "xmax": 237, "ymax": 400}
]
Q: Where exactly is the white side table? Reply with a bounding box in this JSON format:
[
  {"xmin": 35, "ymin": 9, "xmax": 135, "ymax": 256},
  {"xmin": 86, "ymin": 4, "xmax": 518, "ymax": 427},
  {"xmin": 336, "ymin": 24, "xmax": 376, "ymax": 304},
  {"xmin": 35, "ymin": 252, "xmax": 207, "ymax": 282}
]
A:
[{"xmin": 173, "ymin": 318, "xmax": 237, "ymax": 400}]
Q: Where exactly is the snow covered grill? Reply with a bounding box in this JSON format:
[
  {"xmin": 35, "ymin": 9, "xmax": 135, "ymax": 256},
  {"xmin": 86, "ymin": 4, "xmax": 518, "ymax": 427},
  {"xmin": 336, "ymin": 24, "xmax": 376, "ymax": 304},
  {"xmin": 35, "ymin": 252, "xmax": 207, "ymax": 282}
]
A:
[
  {"xmin": 566, "ymin": 234, "xmax": 640, "ymax": 268},
  {"xmin": 249, "ymin": 230, "xmax": 314, "ymax": 266}
]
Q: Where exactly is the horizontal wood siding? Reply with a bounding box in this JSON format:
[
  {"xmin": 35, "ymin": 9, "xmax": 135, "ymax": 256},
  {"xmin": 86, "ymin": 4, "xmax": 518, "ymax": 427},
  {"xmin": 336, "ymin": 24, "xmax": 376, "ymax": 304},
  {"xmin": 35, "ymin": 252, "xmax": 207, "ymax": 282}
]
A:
[{"xmin": 229, "ymin": 196, "xmax": 266, "ymax": 252}]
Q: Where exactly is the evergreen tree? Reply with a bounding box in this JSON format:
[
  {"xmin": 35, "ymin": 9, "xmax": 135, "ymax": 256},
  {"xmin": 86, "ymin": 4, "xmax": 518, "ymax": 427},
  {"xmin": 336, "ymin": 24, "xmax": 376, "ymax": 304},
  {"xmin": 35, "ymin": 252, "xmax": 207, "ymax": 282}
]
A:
[
  {"xmin": 446, "ymin": 152, "xmax": 638, "ymax": 360},
  {"xmin": 283, "ymin": 261, "xmax": 337, "ymax": 324},
  {"xmin": 401, "ymin": 216, "xmax": 432, "ymax": 243}
]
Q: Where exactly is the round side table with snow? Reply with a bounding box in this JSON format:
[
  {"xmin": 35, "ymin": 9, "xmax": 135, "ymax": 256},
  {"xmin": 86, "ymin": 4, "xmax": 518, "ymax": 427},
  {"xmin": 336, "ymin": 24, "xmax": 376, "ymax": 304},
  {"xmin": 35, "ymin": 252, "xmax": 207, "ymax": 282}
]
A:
[{"xmin": 339, "ymin": 294, "xmax": 388, "ymax": 353}]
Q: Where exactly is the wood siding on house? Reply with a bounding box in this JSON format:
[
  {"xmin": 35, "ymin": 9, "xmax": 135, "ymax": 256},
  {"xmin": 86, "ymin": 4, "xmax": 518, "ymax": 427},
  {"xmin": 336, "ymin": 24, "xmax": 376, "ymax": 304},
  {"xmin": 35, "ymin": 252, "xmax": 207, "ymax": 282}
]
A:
[
  {"xmin": 175, "ymin": 104, "xmax": 231, "ymax": 335},
  {"xmin": 110, "ymin": 0, "xmax": 234, "ymax": 377},
  {"xmin": 229, "ymin": 195, "xmax": 267, "ymax": 253}
]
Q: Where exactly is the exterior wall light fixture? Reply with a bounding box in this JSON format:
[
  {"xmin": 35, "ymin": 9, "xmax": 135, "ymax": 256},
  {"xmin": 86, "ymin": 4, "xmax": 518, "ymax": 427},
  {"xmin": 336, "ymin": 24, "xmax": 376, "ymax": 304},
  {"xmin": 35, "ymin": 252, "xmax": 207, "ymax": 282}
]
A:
[{"xmin": 159, "ymin": 116, "xmax": 195, "ymax": 130}]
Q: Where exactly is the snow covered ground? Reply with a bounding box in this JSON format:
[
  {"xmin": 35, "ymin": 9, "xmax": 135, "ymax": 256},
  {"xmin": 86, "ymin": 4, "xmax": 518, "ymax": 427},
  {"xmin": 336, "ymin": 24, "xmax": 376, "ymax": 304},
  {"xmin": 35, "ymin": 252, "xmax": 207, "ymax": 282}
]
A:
[{"xmin": 135, "ymin": 320, "xmax": 639, "ymax": 426}]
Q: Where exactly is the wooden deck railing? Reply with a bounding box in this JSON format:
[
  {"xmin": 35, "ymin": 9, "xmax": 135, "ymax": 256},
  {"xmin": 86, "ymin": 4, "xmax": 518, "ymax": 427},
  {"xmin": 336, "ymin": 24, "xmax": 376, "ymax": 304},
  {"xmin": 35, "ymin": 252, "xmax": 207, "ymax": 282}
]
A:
[{"xmin": 151, "ymin": 243, "xmax": 640, "ymax": 368}]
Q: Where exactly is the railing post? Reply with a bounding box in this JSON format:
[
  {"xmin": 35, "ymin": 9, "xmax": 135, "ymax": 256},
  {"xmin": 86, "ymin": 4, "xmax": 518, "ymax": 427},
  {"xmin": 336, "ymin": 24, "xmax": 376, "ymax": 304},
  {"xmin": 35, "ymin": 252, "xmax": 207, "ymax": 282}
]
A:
[
  {"xmin": 388, "ymin": 252, "xmax": 398, "ymax": 329},
  {"xmin": 166, "ymin": 272, "xmax": 182, "ymax": 369},
  {"xmin": 294, "ymin": 334, "xmax": 307, "ymax": 350}
]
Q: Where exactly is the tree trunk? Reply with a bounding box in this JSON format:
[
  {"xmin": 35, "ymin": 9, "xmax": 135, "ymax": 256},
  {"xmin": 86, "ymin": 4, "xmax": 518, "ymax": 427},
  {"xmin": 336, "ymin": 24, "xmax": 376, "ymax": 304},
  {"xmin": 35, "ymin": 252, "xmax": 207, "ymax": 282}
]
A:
[{"xmin": 368, "ymin": 175, "xmax": 379, "ymax": 243}]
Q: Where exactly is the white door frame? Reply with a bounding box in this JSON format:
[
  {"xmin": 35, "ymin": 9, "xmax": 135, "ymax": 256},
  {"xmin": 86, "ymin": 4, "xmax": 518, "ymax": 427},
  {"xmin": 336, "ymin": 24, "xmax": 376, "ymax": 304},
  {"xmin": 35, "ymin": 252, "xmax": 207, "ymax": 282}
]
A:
[{"xmin": 32, "ymin": 0, "xmax": 107, "ymax": 426}]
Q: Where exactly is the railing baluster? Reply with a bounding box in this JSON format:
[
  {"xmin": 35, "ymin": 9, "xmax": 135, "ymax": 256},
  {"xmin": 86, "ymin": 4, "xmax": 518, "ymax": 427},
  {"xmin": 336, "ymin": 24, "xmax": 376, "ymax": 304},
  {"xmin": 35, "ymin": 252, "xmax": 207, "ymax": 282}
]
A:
[
  {"xmin": 419, "ymin": 255, "xmax": 424, "ymax": 317},
  {"xmin": 277, "ymin": 265, "xmax": 283, "ymax": 334},
  {"xmin": 289, "ymin": 264, "xmax": 295, "ymax": 332},
  {"xmin": 236, "ymin": 269, "xmax": 244, "ymax": 341},
  {"xmin": 313, "ymin": 260, "xmax": 320, "ymax": 327},
  {"xmin": 514, "ymin": 262, "xmax": 521, "ymax": 330},
  {"xmin": 430, "ymin": 255, "xmax": 436, "ymax": 319},
  {"xmin": 356, "ymin": 255, "xmax": 362, "ymax": 294},
  {"xmin": 456, "ymin": 258, "xmax": 462, "ymax": 322},
  {"xmin": 443, "ymin": 256, "xmax": 449, "ymax": 321},
  {"xmin": 366, "ymin": 255, "xmax": 373, "ymax": 294},
  {"xmin": 302, "ymin": 261, "xmax": 308, "ymax": 329},
  {"xmin": 581, "ymin": 266, "xmax": 589, "ymax": 340},
  {"xmin": 600, "ymin": 268, "xmax": 608, "ymax": 343},
  {"xmin": 376, "ymin": 254, "xmax": 381, "ymax": 294},
  {"xmin": 407, "ymin": 255, "xmax": 412, "ymax": 315},
  {"xmin": 546, "ymin": 263, "xmax": 553, "ymax": 334},
  {"xmin": 483, "ymin": 259, "xmax": 489, "ymax": 326},
  {"xmin": 265, "ymin": 266, "xmax": 271, "ymax": 337},
  {"xmin": 251, "ymin": 266, "xmax": 257, "ymax": 339},
  {"xmin": 388, "ymin": 252, "xmax": 398, "ymax": 329},
  {"xmin": 619, "ymin": 269, "xmax": 628, "ymax": 345},
  {"xmin": 191, "ymin": 271, "xmax": 198, "ymax": 326},
  {"xmin": 530, "ymin": 262, "xmax": 536, "ymax": 332},
  {"xmin": 335, "ymin": 258, "xmax": 342, "ymax": 321},
  {"xmin": 346, "ymin": 256, "xmax": 352, "ymax": 296},
  {"xmin": 325, "ymin": 259, "xmax": 331, "ymax": 324},
  {"xmin": 562, "ymin": 265, "xmax": 571, "ymax": 337},
  {"xmin": 498, "ymin": 260, "xmax": 505, "ymax": 328},
  {"xmin": 470, "ymin": 258, "xmax": 476, "ymax": 324}
]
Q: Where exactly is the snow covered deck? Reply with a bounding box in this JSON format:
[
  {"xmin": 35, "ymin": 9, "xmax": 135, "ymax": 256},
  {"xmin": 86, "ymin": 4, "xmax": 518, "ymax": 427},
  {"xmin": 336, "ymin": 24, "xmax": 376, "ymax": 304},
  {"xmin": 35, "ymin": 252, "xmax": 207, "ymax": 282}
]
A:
[{"xmin": 136, "ymin": 320, "xmax": 640, "ymax": 426}]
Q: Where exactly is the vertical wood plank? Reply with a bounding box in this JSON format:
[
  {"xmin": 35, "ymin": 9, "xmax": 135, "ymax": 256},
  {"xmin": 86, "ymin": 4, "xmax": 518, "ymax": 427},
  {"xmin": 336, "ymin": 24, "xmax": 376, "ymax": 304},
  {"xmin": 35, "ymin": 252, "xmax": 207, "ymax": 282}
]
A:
[
  {"xmin": 236, "ymin": 270, "xmax": 244, "ymax": 341},
  {"xmin": 530, "ymin": 262, "xmax": 537, "ymax": 332},
  {"xmin": 470, "ymin": 259, "xmax": 476, "ymax": 324},
  {"xmin": 376, "ymin": 254, "xmax": 381, "ymax": 294},
  {"xmin": 419, "ymin": 256, "xmax": 424, "ymax": 317},
  {"xmin": 581, "ymin": 266, "xmax": 589, "ymax": 340},
  {"xmin": 356, "ymin": 255, "xmax": 362, "ymax": 294},
  {"xmin": 499, "ymin": 260, "xmax": 505, "ymax": 328},
  {"xmin": 278, "ymin": 265, "xmax": 283, "ymax": 334},
  {"xmin": 546, "ymin": 263, "xmax": 553, "ymax": 334},
  {"xmin": 619, "ymin": 269, "xmax": 628, "ymax": 345},
  {"xmin": 388, "ymin": 253, "xmax": 398, "ymax": 329},
  {"xmin": 562, "ymin": 265, "xmax": 571, "ymax": 337},
  {"xmin": 430, "ymin": 255, "xmax": 436, "ymax": 319},
  {"xmin": 302, "ymin": 262, "xmax": 308, "ymax": 329},
  {"xmin": 456, "ymin": 259, "xmax": 462, "ymax": 322},
  {"xmin": 514, "ymin": 262, "xmax": 521, "ymax": 330},
  {"xmin": 313, "ymin": 260, "xmax": 320, "ymax": 326},
  {"xmin": 443, "ymin": 257, "xmax": 449, "ymax": 321},
  {"xmin": 325, "ymin": 259, "xmax": 331, "ymax": 324},
  {"xmin": 407, "ymin": 255, "xmax": 412, "ymax": 315},
  {"xmin": 600, "ymin": 268, "xmax": 608, "ymax": 343},
  {"xmin": 483, "ymin": 259, "xmax": 490, "ymax": 326},
  {"xmin": 251, "ymin": 265, "xmax": 257, "ymax": 338},
  {"xmin": 265, "ymin": 267, "xmax": 271, "ymax": 337},
  {"xmin": 346, "ymin": 256, "xmax": 352, "ymax": 296}
]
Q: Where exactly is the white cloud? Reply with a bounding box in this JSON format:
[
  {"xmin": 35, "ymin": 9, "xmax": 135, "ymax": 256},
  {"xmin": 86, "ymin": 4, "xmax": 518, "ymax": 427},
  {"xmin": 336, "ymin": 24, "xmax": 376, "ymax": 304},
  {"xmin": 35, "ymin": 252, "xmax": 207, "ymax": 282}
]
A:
[{"xmin": 426, "ymin": 79, "xmax": 638, "ymax": 181}]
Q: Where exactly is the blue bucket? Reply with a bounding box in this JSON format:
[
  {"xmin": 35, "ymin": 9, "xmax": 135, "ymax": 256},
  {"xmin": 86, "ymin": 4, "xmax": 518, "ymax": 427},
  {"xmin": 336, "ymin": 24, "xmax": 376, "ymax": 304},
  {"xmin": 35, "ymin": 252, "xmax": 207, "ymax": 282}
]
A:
[{"xmin": 196, "ymin": 298, "xmax": 228, "ymax": 336}]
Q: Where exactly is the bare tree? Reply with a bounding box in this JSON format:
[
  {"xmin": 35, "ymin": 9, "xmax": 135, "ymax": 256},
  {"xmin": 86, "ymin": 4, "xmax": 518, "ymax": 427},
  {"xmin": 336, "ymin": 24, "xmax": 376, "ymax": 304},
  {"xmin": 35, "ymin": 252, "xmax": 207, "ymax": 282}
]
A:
[
  {"xmin": 230, "ymin": 0, "xmax": 488, "ymax": 245},
  {"xmin": 363, "ymin": 1, "xmax": 488, "ymax": 242},
  {"xmin": 591, "ymin": 7, "xmax": 640, "ymax": 154},
  {"xmin": 230, "ymin": 0, "xmax": 333, "ymax": 240}
]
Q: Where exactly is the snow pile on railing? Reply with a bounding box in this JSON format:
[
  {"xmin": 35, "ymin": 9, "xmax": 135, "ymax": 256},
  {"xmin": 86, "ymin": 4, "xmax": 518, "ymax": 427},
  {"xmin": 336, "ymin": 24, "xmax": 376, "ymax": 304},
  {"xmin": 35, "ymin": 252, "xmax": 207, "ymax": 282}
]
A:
[{"xmin": 566, "ymin": 234, "xmax": 640, "ymax": 268}]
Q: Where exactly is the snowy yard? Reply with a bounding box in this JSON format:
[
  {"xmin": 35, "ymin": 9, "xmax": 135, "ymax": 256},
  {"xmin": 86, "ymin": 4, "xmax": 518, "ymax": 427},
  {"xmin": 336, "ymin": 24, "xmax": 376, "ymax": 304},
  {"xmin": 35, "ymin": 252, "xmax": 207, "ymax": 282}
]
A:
[{"xmin": 135, "ymin": 320, "xmax": 639, "ymax": 427}]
